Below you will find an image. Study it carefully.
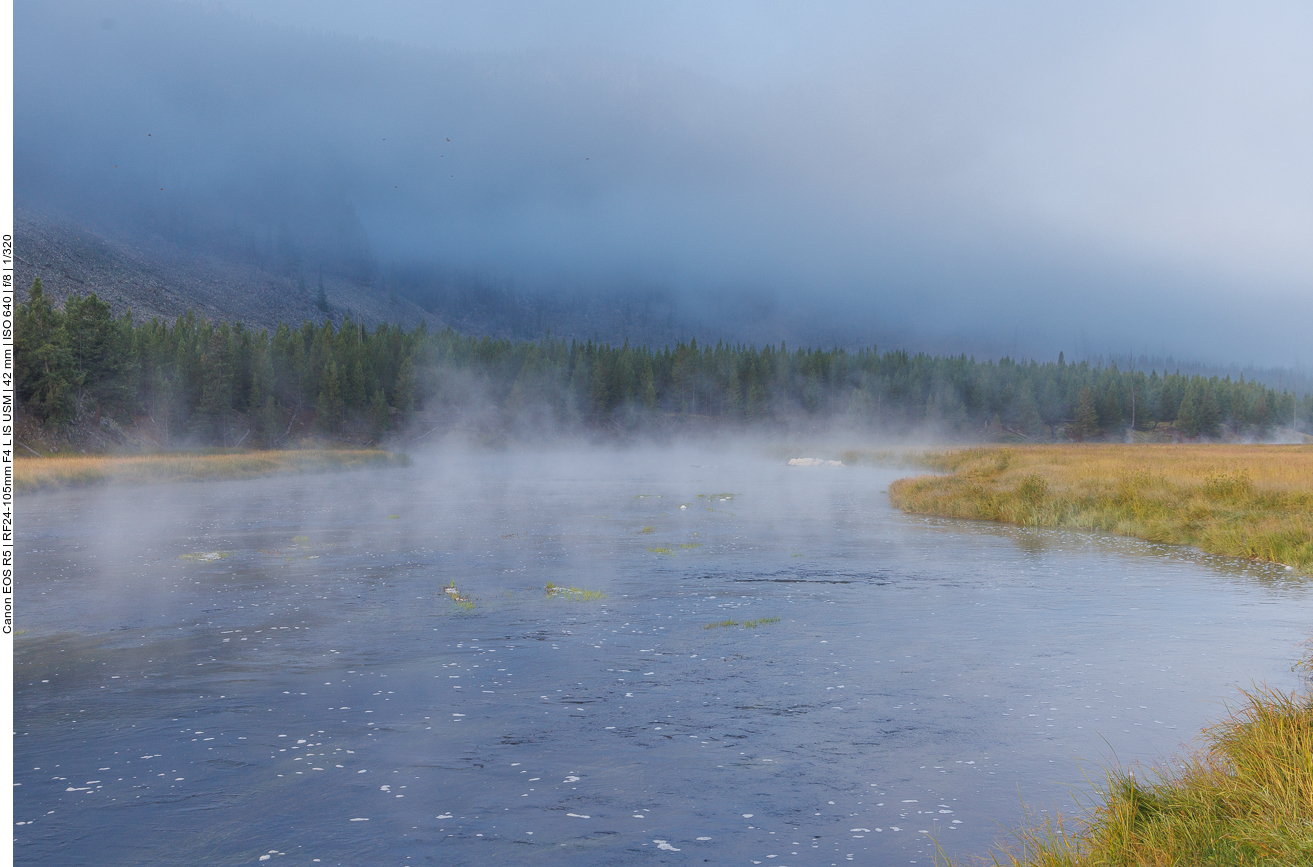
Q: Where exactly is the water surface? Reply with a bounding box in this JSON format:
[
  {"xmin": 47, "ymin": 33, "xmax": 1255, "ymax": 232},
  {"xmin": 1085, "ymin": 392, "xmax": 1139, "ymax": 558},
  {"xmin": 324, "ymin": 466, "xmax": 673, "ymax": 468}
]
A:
[{"xmin": 16, "ymin": 447, "xmax": 1311, "ymax": 865}]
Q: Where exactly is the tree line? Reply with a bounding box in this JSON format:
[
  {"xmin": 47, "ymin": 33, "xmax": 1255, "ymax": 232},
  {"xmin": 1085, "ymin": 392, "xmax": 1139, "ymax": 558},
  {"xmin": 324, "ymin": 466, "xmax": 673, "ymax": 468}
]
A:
[{"xmin": 16, "ymin": 281, "xmax": 1311, "ymax": 446}]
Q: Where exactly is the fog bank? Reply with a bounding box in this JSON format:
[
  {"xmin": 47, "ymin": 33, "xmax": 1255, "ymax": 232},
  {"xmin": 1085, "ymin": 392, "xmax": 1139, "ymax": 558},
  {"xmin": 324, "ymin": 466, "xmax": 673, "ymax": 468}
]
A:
[{"xmin": 16, "ymin": 0, "xmax": 1313, "ymax": 364}]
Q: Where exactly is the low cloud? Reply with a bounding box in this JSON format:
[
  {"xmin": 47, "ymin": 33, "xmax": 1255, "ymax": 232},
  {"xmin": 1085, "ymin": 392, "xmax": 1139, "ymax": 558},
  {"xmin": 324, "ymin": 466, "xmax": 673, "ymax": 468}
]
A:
[{"xmin": 16, "ymin": 0, "xmax": 1313, "ymax": 364}]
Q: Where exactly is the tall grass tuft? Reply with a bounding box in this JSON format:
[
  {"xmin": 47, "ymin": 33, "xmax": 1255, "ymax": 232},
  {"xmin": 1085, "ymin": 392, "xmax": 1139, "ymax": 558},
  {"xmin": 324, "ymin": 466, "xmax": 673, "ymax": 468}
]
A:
[
  {"xmin": 979, "ymin": 686, "xmax": 1313, "ymax": 866},
  {"xmin": 889, "ymin": 445, "xmax": 1313, "ymax": 573}
]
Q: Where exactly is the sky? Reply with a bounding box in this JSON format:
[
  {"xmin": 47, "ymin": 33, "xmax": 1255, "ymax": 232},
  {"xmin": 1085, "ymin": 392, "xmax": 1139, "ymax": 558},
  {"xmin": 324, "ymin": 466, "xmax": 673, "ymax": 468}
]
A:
[{"xmin": 14, "ymin": 0, "xmax": 1313, "ymax": 365}]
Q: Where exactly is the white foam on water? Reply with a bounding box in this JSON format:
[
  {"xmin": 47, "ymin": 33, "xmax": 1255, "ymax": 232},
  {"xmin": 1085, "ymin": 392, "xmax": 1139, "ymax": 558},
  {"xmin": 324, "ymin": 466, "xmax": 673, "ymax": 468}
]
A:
[
  {"xmin": 654, "ymin": 840, "xmax": 680, "ymax": 851},
  {"xmin": 566, "ymin": 813, "xmax": 590, "ymax": 819},
  {"xmin": 349, "ymin": 818, "xmax": 368, "ymax": 822}
]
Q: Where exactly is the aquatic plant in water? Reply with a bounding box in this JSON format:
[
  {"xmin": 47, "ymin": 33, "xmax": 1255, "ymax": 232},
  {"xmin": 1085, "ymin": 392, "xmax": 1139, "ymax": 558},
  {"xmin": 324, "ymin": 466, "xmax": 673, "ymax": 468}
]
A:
[
  {"xmin": 179, "ymin": 551, "xmax": 231, "ymax": 561},
  {"xmin": 441, "ymin": 581, "xmax": 476, "ymax": 611},
  {"xmin": 544, "ymin": 583, "xmax": 605, "ymax": 601},
  {"xmin": 703, "ymin": 616, "xmax": 780, "ymax": 629}
]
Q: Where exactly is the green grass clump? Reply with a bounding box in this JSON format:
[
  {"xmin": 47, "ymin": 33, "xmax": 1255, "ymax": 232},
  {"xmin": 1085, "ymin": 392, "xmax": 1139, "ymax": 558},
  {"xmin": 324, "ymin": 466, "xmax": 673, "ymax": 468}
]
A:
[
  {"xmin": 678, "ymin": 542, "xmax": 703, "ymax": 549},
  {"xmin": 544, "ymin": 583, "xmax": 606, "ymax": 602},
  {"xmin": 648, "ymin": 547, "xmax": 675, "ymax": 555},
  {"xmin": 638, "ymin": 526, "xmax": 656, "ymax": 534},
  {"xmin": 979, "ymin": 685, "xmax": 1313, "ymax": 866}
]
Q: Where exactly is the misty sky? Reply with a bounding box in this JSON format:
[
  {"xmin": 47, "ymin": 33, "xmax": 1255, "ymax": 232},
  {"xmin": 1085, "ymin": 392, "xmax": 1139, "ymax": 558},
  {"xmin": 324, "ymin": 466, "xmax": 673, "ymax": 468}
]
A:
[{"xmin": 15, "ymin": 0, "xmax": 1313, "ymax": 365}]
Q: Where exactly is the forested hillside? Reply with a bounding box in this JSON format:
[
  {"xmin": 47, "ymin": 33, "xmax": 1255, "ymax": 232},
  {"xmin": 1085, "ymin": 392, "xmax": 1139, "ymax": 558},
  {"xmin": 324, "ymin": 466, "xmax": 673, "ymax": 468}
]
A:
[{"xmin": 16, "ymin": 282, "xmax": 1312, "ymax": 448}]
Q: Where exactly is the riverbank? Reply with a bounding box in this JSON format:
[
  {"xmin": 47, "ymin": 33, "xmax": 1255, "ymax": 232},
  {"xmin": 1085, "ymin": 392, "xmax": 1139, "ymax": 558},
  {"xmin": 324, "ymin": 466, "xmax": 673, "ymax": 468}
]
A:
[
  {"xmin": 888, "ymin": 444, "xmax": 1313, "ymax": 574},
  {"xmin": 980, "ymin": 681, "xmax": 1313, "ymax": 866},
  {"xmin": 15, "ymin": 448, "xmax": 410, "ymax": 492}
]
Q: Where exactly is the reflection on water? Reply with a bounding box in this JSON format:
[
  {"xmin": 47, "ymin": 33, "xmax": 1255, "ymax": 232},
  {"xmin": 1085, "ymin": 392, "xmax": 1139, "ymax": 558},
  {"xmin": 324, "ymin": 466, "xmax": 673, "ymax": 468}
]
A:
[{"xmin": 15, "ymin": 447, "xmax": 1311, "ymax": 865}]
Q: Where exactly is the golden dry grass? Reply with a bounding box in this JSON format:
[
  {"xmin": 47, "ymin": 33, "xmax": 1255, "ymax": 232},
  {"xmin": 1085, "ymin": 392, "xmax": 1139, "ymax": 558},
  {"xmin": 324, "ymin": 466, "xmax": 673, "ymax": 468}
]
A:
[
  {"xmin": 15, "ymin": 449, "xmax": 409, "ymax": 492},
  {"xmin": 889, "ymin": 445, "xmax": 1313, "ymax": 573},
  {"xmin": 975, "ymin": 686, "xmax": 1313, "ymax": 866}
]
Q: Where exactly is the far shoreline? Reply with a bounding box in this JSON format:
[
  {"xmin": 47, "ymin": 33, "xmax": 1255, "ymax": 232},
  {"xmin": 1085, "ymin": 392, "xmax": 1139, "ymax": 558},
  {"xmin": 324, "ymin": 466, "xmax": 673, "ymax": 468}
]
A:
[{"xmin": 14, "ymin": 448, "xmax": 410, "ymax": 493}]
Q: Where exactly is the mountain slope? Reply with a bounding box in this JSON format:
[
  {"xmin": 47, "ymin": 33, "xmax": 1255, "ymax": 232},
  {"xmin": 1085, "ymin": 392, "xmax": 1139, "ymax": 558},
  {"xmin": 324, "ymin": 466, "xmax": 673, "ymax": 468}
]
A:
[{"xmin": 14, "ymin": 211, "xmax": 432, "ymax": 331}]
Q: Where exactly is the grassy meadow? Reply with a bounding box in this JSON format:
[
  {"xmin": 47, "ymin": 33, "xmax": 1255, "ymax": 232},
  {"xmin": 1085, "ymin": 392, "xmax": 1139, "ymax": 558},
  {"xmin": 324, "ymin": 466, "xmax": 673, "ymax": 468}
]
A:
[
  {"xmin": 15, "ymin": 448, "xmax": 410, "ymax": 492},
  {"xmin": 889, "ymin": 444, "xmax": 1313, "ymax": 574}
]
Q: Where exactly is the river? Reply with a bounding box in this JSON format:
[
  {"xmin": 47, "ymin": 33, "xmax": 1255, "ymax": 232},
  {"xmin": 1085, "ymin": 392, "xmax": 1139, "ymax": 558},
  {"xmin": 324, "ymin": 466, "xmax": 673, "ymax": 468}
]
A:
[{"xmin": 15, "ymin": 446, "xmax": 1311, "ymax": 865}]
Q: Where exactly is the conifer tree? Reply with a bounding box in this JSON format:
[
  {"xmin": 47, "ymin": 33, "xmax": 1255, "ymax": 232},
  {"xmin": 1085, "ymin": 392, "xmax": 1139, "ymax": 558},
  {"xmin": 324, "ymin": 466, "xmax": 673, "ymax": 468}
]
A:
[
  {"xmin": 316, "ymin": 358, "xmax": 344, "ymax": 431},
  {"xmin": 1073, "ymin": 387, "xmax": 1099, "ymax": 440},
  {"xmin": 15, "ymin": 279, "xmax": 78, "ymax": 424},
  {"xmin": 393, "ymin": 356, "xmax": 415, "ymax": 412},
  {"xmin": 259, "ymin": 396, "xmax": 283, "ymax": 447},
  {"xmin": 1177, "ymin": 381, "xmax": 1202, "ymax": 436},
  {"xmin": 369, "ymin": 388, "xmax": 391, "ymax": 436},
  {"xmin": 64, "ymin": 292, "xmax": 132, "ymax": 416}
]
